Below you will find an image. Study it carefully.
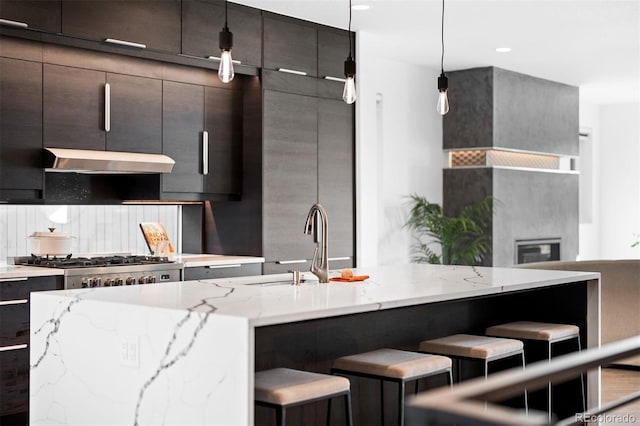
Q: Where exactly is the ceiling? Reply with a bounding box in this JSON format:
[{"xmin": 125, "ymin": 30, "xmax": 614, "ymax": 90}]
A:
[{"xmin": 234, "ymin": 0, "xmax": 639, "ymax": 105}]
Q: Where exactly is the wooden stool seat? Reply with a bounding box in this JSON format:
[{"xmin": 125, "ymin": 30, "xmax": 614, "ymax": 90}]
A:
[
  {"xmin": 255, "ymin": 368, "xmax": 352, "ymax": 425},
  {"xmin": 332, "ymin": 349, "xmax": 452, "ymax": 425},
  {"xmin": 486, "ymin": 321, "xmax": 579, "ymax": 342},
  {"xmin": 332, "ymin": 348, "xmax": 452, "ymax": 380},
  {"xmin": 419, "ymin": 334, "xmax": 524, "ymax": 360}
]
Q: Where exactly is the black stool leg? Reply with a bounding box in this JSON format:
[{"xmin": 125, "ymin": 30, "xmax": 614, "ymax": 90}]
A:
[
  {"xmin": 276, "ymin": 406, "xmax": 286, "ymax": 426},
  {"xmin": 521, "ymin": 351, "xmax": 528, "ymax": 413},
  {"xmin": 548, "ymin": 341, "xmax": 553, "ymax": 422},
  {"xmin": 345, "ymin": 393, "xmax": 353, "ymax": 426},
  {"xmin": 398, "ymin": 380, "xmax": 406, "ymax": 426},
  {"xmin": 577, "ymin": 336, "xmax": 586, "ymax": 412},
  {"xmin": 327, "ymin": 396, "xmax": 333, "ymax": 426},
  {"xmin": 447, "ymin": 369, "xmax": 453, "ymax": 387},
  {"xmin": 380, "ymin": 379, "xmax": 385, "ymax": 426}
]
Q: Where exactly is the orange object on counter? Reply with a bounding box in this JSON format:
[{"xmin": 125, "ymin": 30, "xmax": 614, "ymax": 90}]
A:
[{"xmin": 329, "ymin": 275, "xmax": 370, "ymax": 282}]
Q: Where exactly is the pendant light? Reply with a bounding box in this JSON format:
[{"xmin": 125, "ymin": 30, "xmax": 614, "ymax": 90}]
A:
[
  {"xmin": 343, "ymin": 0, "xmax": 357, "ymax": 104},
  {"xmin": 218, "ymin": 0, "xmax": 234, "ymax": 83},
  {"xmin": 437, "ymin": 0, "xmax": 449, "ymax": 115}
]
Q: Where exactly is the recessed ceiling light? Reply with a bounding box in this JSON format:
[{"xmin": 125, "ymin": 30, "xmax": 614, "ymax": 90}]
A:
[
  {"xmin": 496, "ymin": 47, "xmax": 512, "ymax": 53},
  {"xmin": 351, "ymin": 4, "xmax": 370, "ymax": 10}
]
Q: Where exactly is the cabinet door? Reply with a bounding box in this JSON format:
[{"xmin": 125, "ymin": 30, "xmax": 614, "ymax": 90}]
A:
[
  {"xmin": 262, "ymin": 90, "xmax": 318, "ymax": 262},
  {"xmin": 61, "ymin": 0, "xmax": 181, "ymax": 53},
  {"xmin": 0, "ymin": 58, "xmax": 42, "ymax": 196},
  {"xmin": 263, "ymin": 15, "xmax": 317, "ymax": 77},
  {"xmin": 43, "ymin": 64, "xmax": 106, "ymax": 150},
  {"xmin": 0, "ymin": 0, "xmax": 61, "ymax": 32},
  {"xmin": 204, "ymin": 86, "xmax": 242, "ymax": 194},
  {"xmin": 162, "ymin": 81, "xmax": 204, "ymax": 193},
  {"xmin": 318, "ymin": 28, "xmax": 351, "ymax": 80},
  {"xmin": 182, "ymin": 0, "xmax": 262, "ymax": 67},
  {"xmin": 106, "ymin": 73, "xmax": 162, "ymax": 153},
  {"xmin": 318, "ymin": 98, "xmax": 354, "ymax": 261}
]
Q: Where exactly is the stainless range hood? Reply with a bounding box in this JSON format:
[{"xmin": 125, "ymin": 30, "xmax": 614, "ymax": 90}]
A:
[{"xmin": 44, "ymin": 148, "xmax": 175, "ymax": 174}]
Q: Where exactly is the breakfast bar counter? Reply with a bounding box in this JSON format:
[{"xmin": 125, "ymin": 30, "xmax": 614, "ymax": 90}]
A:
[{"xmin": 29, "ymin": 264, "xmax": 600, "ymax": 425}]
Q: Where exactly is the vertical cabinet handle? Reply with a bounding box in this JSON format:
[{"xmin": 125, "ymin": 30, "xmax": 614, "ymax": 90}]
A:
[
  {"xmin": 203, "ymin": 131, "xmax": 209, "ymax": 175},
  {"xmin": 104, "ymin": 83, "xmax": 111, "ymax": 132}
]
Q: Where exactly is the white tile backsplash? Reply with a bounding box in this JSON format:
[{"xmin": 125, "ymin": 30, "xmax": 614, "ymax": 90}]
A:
[{"xmin": 0, "ymin": 205, "xmax": 180, "ymax": 263}]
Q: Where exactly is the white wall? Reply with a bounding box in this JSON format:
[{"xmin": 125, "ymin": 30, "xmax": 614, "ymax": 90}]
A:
[
  {"xmin": 599, "ymin": 103, "xmax": 640, "ymax": 258},
  {"xmin": 356, "ymin": 31, "xmax": 443, "ymax": 267}
]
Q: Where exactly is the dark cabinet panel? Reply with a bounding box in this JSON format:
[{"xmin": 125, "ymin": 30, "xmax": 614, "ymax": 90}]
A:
[
  {"xmin": 263, "ymin": 15, "xmax": 317, "ymax": 77},
  {"xmin": 0, "ymin": 58, "xmax": 42, "ymax": 195},
  {"xmin": 0, "ymin": 0, "xmax": 61, "ymax": 32},
  {"xmin": 318, "ymin": 98, "xmax": 354, "ymax": 259},
  {"xmin": 204, "ymin": 86, "xmax": 242, "ymax": 194},
  {"xmin": 162, "ymin": 81, "xmax": 204, "ymax": 193},
  {"xmin": 262, "ymin": 90, "xmax": 318, "ymax": 262},
  {"xmin": 106, "ymin": 73, "xmax": 162, "ymax": 153},
  {"xmin": 43, "ymin": 64, "xmax": 106, "ymax": 150},
  {"xmin": 318, "ymin": 29, "xmax": 351, "ymax": 80},
  {"xmin": 183, "ymin": 263, "xmax": 261, "ymax": 280},
  {"xmin": 61, "ymin": 0, "xmax": 181, "ymax": 53},
  {"xmin": 182, "ymin": 0, "xmax": 261, "ymax": 67}
]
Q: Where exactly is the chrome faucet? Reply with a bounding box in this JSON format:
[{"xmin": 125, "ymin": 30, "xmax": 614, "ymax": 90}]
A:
[{"xmin": 304, "ymin": 203, "xmax": 329, "ymax": 283}]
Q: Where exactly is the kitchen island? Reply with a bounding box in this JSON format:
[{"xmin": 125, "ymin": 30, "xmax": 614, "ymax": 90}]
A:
[{"xmin": 29, "ymin": 264, "xmax": 599, "ymax": 425}]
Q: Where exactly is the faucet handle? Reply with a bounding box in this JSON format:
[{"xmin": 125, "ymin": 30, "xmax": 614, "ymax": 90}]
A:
[{"xmin": 288, "ymin": 269, "xmax": 301, "ymax": 286}]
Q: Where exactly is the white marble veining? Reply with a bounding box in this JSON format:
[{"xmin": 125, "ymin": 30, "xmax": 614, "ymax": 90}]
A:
[
  {"xmin": 0, "ymin": 265, "xmax": 63, "ymax": 279},
  {"xmin": 29, "ymin": 264, "xmax": 599, "ymax": 425},
  {"xmin": 176, "ymin": 253, "xmax": 265, "ymax": 267}
]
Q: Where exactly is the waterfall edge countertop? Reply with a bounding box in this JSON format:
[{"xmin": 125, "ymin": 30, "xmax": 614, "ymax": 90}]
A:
[
  {"xmin": 29, "ymin": 264, "xmax": 600, "ymax": 426},
  {"xmin": 174, "ymin": 253, "xmax": 265, "ymax": 267},
  {"xmin": 30, "ymin": 264, "xmax": 598, "ymax": 327},
  {"xmin": 0, "ymin": 265, "xmax": 63, "ymax": 279}
]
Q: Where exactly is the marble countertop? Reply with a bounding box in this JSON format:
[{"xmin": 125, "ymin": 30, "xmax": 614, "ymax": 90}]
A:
[
  {"xmin": 175, "ymin": 253, "xmax": 265, "ymax": 267},
  {"xmin": 34, "ymin": 264, "xmax": 599, "ymax": 327},
  {"xmin": 0, "ymin": 265, "xmax": 64, "ymax": 279}
]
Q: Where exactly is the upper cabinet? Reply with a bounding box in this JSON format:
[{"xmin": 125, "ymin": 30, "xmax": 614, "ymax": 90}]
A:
[
  {"xmin": 0, "ymin": 57, "xmax": 43, "ymax": 200},
  {"xmin": 0, "ymin": 0, "xmax": 61, "ymax": 32},
  {"xmin": 318, "ymin": 28, "xmax": 351, "ymax": 80},
  {"xmin": 61, "ymin": 0, "xmax": 181, "ymax": 53},
  {"xmin": 263, "ymin": 14, "xmax": 317, "ymax": 77},
  {"xmin": 182, "ymin": 0, "xmax": 262, "ymax": 68},
  {"xmin": 43, "ymin": 64, "xmax": 162, "ymax": 154}
]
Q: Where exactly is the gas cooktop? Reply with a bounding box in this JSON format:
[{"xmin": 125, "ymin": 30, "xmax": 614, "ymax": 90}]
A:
[{"xmin": 15, "ymin": 254, "xmax": 174, "ymax": 269}]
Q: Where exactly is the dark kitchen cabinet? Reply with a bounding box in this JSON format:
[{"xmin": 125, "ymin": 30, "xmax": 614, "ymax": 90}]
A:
[
  {"xmin": 61, "ymin": 0, "xmax": 181, "ymax": 53},
  {"xmin": 162, "ymin": 81, "xmax": 205, "ymax": 193},
  {"xmin": 161, "ymin": 81, "xmax": 242, "ymax": 197},
  {"xmin": 318, "ymin": 28, "xmax": 351, "ymax": 80},
  {"xmin": 263, "ymin": 14, "xmax": 317, "ymax": 77},
  {"xmin": 0, "ymin": 275, "xmax": 62, "ymax": 418},
  {"xmin": 0, "ymin": 0, "xmax": 61, "ymax": 32},
  {"xmin": 0, "ymin": 57, "xmax": 43, "ymax": 200},
  {"xmin": 318, "ymin": 98, "xmax": 354, "ymax": 264},
  {"xmin": 204, "ymin": 86, "xmax": 242, "ymax": 195},
  {"xmin": 43, "ymin": 64, "xmax": 106, "ymax": 150},
  {"xmin": 43, "ymin": 64, "xmax": 162, "ymax": 153},
  {"xmin": 106, "ymin": 73, "xmax": 162, "ymax": 153},
  {"xmin": 182, "ymin": 0, "xmax": 262, "ymax": 68},
  {"xmin": 183, "ymin": 263, "xmax": 261, "ymax": 280},
  {"xmin": 262, "ymin": 90, "xmax": 318, "ymax": 263}
]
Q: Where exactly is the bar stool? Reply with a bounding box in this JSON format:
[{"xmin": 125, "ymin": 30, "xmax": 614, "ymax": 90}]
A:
[
  {"xmin": 254, "ymin": 368, "xmax": 353, "ymax": 426},
  {"xmin": 486, "ymin": 321, "xmax": 586, "ymax": 419},
  {"xmin": 331, "ymin": 348, "xmax": 452, "ymax": 425},
  {"xmin": 418, "ymin": 334, "xmax": 528, "ymax": 410}
]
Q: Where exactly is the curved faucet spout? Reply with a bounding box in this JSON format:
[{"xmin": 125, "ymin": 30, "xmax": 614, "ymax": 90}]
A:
[{"xmin": 304, "ymin": 204, "xmax": 329, "ymax": 283}]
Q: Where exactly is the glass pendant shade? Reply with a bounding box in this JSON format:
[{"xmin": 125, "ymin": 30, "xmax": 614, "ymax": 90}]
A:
[
  {"xmin": 343, "ymin": 55, "xmax": 357, "ymax": 104},
  {"xmin": 343, "ymin": 76, "xmax": 356, "ymax": 104},
  {"xmin": 218, "ymin": 49, "xmax": 234, "ymax": 83},
  {"xmin": 437, "ymin": 72, "xmax": 449, "ymax": 115},
  {"xmin": 218, "ymin": 23, "xmax": 234, "ymax": 83}
]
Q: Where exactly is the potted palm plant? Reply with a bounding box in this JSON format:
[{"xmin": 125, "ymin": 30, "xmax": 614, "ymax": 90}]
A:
[{"xmin": 405, "ymin": 194, "xmax": 494, "ymax": 265}]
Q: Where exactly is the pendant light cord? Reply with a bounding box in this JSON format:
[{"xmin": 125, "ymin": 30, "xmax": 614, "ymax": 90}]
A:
[
  {"xmin": 348, "ymin": 0, "xmax": 353, "ymax": 57},
  {"xmin": 440, "ymin": 0, "xmax": 445, "ymax": 73},
  {"xmin": 224, "ymin": 0, "xmax": 228, "ymax": 28}
]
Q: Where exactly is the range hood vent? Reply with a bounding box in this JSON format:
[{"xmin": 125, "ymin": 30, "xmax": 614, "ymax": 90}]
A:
[{"xmin": 44, "ymin": 148, "xmax": 175, "ymax": 174}]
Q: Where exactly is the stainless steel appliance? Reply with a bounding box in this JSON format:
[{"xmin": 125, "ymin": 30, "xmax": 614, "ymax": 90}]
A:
[{"xmin": 14, "ymin": 255, "xmax": 182, "ymax": 289}]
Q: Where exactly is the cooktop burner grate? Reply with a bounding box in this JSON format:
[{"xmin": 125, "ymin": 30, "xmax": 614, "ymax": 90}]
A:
[{"xmin": 21, "ymin": 254, "xmax": 173, "ymax": 269}]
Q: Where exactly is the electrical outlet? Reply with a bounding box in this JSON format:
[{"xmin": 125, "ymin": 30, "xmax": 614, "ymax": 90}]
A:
[{"xmin": 119, "ymin": 335, "xmax": 140, "ymax": 368}]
